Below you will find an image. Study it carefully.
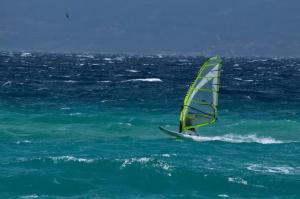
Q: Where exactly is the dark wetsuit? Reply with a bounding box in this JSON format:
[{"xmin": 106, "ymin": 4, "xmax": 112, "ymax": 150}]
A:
[
  {"xmin": 179, "ymin": 106, "xmax": 196, "ymax": 134},
  {"xmin": 180, "ymin": 117, "xmax": 196, "ymax": 134}
]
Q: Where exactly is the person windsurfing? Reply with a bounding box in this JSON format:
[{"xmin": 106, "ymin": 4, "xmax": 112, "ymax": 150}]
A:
[
  {"xmin": 179, "ymin": 110, "xmax": 196, "ymax": 135},
  {"xmin": 159, "ymin": 56, "xmax": 222, "ymax": 139}
]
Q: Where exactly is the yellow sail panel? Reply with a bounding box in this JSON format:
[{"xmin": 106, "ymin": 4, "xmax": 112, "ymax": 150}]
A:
[{"xmin": 179, "ymin": 56, "xmax": 222, "ymax": 132}]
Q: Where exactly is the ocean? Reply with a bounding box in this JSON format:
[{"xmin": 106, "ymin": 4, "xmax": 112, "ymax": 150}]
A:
[{"xmin": 0, "ymin": 52, "xmax": 299, "ymax": 198}]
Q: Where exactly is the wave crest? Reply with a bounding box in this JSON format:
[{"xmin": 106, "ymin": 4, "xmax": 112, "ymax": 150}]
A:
[{"xmin": 121, "ymin": 78, "xmax": 162, "ymax": 82}]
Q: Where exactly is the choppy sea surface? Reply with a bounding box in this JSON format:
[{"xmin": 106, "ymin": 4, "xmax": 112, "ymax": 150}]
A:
[{"xmin": 0, "ymin": 52, "xmax": 300, "ymax": 198}]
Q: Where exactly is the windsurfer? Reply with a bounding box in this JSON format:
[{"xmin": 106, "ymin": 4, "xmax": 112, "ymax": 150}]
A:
[{"xmin": 179, "ymin": 117, "xmax": 196, "ymax": 135}]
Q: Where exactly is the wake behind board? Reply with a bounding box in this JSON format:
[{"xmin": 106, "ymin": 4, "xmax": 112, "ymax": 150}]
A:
[{"xmin": 158, "ymin": 126, "xmax": 201, "ymax": 140}]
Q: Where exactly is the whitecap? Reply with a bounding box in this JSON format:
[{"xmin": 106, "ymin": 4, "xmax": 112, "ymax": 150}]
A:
[
  {"xmin": 120, "ymin": 157, "xmax": 152, "ymax": 168},
  {"xmin": 218, "ymin": 194, "xmax": 229, "ymax": 198},
  {"xmin": 125, "ymin": 69, "xmax": 139, "ymax": 73},
  {"xmin": 77, "ymin": 54, "xmax": 94, "ymax": 59},
  {"xmin": 228, "ymin": 177, "xmax": 248, "ymax": 185},
  {"xmin": 234, "ymin": 78, "xmax": 242, "ymax": 81},
  {"xmin": 113, "ymin": 57, "xmax": 124, "ymax": 61},
  {"xmin": 156, "ymin": 160, "xmax": 171, "ymax": 172},
  {"xmin": 50, "ymin": 156, "xmax": 94, "ymax": 163},
  {"xmin": 121, "ymin": 78, "xmax": 162, "ymax": 82},
  {"xmin": 120, "ymin": 157, "xmax": 165, "ymax": 167},
  {"xmin": 246, "ymin": 164, "xmax": 295, "ymax": 175},
  {"xmin": 69, "ymin": 112, "xmax": 81, "ymax": 116},
  {"xmin": 21, "ymin": 52, "xmax": 31, "ymax": 57},
  {"xmin": 16, "ymin": 140, "xmax": 32, "ymax": 144},
  {"xmin": 233, "ymin": 63, "xmax": 239, "ymax": 67},
  {"xmin": 60, "ymin": 107, "xmax": 71, "ymax": 110},
  {"xmin": 118, "ymin": 122, "xmax": 132, "ymax": 126},
  {"xmin": 2, "ymin": 81, "xmax": 12, "ymax": 87},
  {"xmin": 119, "ymin": 157, "xmax": 172, "ymax": 176},
  {"xmin": 20, "ymin": 194, "xmax": 39, "ymax": 199},
  {"xmin": 64, "ymin": 80, "xmax": 77, "ymax": 83},
  {"xmin": 103, "ymin": 57, "xmax": 112, "ymax": 61},
  {"xmin": 98, "ymin": 80, "xmax": 111, "ymax": 83}
]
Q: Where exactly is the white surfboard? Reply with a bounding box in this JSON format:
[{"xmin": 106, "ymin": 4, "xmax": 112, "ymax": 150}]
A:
[{"xmin": 158, "ymin": 126, "xmax": 200, "ymax": 140}]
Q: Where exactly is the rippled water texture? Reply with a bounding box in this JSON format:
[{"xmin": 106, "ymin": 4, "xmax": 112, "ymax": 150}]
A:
[{"xmin": 0, "ymin": 52, "xmax": 300, "ymax": 198}]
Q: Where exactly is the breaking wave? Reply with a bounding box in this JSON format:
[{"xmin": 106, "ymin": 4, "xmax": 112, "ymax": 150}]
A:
[{"xmin": 121, "ymin": 78, "xmax": 162, "ymax": 82}]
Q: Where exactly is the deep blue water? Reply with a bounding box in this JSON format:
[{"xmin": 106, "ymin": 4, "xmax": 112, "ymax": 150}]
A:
[{"xmin": 0, "ymin": 52, "xmax": 300, "ymax": 198}]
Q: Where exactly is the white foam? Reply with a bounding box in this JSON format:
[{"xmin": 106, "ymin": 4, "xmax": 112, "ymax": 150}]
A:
[
  {"xmin": 121, "ymin": 157, "xmax": 152, "ymax": 168},
  {"xmin": 77, "ymin": 54, "xmax": 94, "ymax": 59},
  {"xmin": 246, "ymin": 164, "xmax": 295, "ymax": 175},
  {"xmin": 218, "ymin": 194, "xmax": 229, "ymax": 198},
  {"xmin": 121, "ymin": 78, "xmax": 162, "ymax": 82},
  {"xmin": 98, "ymin": 80, "xmax": 111, "ymax": 83},
  {"xmin": 234, "ymin": 78, "xmax": 243, "ymax": 81},
  {"xmin": 50, "ymin": 156, "xmax": 94, "ymax": 163},
  {"xmin": 16, "ymin": 140, "xmax": 32, "ymax": 144},
  {"xmin": 64, "ymin": 80, "xmax": 77, "ymax": 83},
  {"xmin": 60, "ymin": 107, "xmax": 71, "ymax": 110},
  {"xmin": 125, "ymin": 69, "xmax": 139, "ymax": 73},
  {"xmin": 113, "ymin": 57, "xmax": 124, "ymax": 61},
  {"xmin": 119, "ymin": 157, "xmax": 172, "ymax": 175},
  {"xmin": 2, "ymin": 81, "xmax": 12, "ymax": 87},
  {"xmin": 187, "ymin": 134, "xmax": 283, "ymax": 144},
  {"xmin": 228, "ymin": 177, "xmax": 248, "ymax": 185},
  {"xmin": 20, "ymin": 194, "xmax": 39, "ymax": 199},
  {"xmin": 69, "ymin": 112, "xmax": 81, "ymax": 116},
  {"xmin": 21, "ymin": 52, "xmax": 31, "ymax": 57},
  {"xmin": 118, "ymin": 122, "xmax": 132, "ymax": 126},
  {"xmin": 156, "ymin": 160, "xmax": 171, "ymax": 173}
]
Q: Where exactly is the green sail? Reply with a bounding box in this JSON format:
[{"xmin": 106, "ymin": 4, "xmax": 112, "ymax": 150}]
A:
[{"xmin": 179, "ymin": 56, "xmax": 222, "ymax": 132}]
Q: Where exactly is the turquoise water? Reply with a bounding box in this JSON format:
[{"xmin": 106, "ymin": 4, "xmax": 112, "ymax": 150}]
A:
[{"xmin": 0, "ymin": 52, "xmax": 300, "ymax": 198}]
